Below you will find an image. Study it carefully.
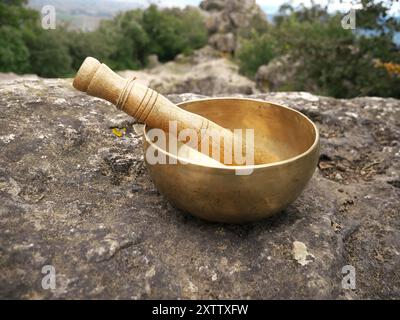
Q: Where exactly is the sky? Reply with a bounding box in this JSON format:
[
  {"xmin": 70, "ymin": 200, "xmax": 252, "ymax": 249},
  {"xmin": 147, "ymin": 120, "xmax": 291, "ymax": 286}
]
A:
[{"xmin": 116, "ymin": 0, "xmax": 400, "ymax": 16}]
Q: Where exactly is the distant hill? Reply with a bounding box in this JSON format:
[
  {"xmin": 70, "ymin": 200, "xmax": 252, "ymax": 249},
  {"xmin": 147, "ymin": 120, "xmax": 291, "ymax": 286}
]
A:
[
  {"xmin": 28, "ymin": 0, "xmax": 144, "ymax": 31},
  {"xmin": 27, "ymin": 0, "xmax": 400, "ymax": 46},
  {"xmin": 27, "ymin": 0, "xmax": 279, "ymax": 31}
]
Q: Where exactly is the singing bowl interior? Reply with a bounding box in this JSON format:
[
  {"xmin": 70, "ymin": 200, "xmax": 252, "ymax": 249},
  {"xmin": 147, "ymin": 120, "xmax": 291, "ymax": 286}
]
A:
[{"xmin": 144, "ymin": 98, "xmax": 319, "ymax": 223}]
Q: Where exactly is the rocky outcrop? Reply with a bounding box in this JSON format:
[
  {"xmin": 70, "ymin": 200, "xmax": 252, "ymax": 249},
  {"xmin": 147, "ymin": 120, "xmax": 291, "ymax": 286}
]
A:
[
  {"xmin": 200, "ymin": 0, "xmax": 267, "ymax": 52},
  {"xmin": 0, "ymin": 79, "xmax": 399, "ymax": 299},
  {"xmin": 119, "ymin": 46, "xmax": 256, "ymax": 95},
  {"xmin": 208, "ymin": 32, "xmax": 236, "ymax": 54},
  {"xmin": 256, "ymin": 55, "xmax": 301, "ymax": 91}
]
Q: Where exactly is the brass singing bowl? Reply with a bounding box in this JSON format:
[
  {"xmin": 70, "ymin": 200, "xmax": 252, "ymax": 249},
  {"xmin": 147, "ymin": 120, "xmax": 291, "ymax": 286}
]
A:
[{"xmin": 143, "ymin": 98, "xmax": 319, "ymax": 223}]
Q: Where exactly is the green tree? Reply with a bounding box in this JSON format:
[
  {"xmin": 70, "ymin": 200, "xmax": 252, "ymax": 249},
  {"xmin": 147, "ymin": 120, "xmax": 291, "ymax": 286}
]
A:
[
  {"xmin": 0, "ymin": 0, "xmax": 38, "ymax": 29},
  {"xmin": 103, "ymin": 10, "xmax": 150, "ymax": 70},
  {"xmin": 28, "ymin": 29, "xmax": 73, "ymax": 77},
  {"xmin": 0, "ymin": 26, "xmax": 30, "ymax": 73},
  {"xmin": 178, "ymin": 7, "xmax": 209, "ymax": 55},
  {"xmin": 142, "ymin": 5, "xmax": 207, "ymax": 61},
  {"xmin": 0, "ymin": 2, "xmax": 208, "ymax": 76},
  {"xmin": 0, "ymin": 0, "xmax": 39, "ymax": 73},
  {"xmin": 68, "ymin": 29, "xmax": 116, "ymax": 71}
]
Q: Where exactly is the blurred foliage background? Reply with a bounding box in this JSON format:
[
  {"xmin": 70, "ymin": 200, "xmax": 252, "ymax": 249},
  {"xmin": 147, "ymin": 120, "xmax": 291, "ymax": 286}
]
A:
[
  {"xmin": 0, "ymin": 0, "xmax": 208, "ymax": 76},
  {"xmin": 0, "ymin": 0, "xmax": 399, "ymax": 98},
  {"xmin": 237, "ymin": 0, "xmax": 400, "ymax": 98}
]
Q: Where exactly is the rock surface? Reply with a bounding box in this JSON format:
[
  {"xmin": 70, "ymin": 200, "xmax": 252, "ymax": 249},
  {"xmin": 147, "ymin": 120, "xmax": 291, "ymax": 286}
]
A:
[
  {"xmin": 0, "ymin": 72, "xmax": 39, "ymax": 83},
  {"xmin": 0, "ymin": 79, "xmax": 399, "ymax": 299}
]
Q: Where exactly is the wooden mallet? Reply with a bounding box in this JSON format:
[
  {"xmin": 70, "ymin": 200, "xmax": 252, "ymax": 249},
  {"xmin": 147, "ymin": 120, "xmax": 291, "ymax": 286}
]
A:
[{"xmin": 73, "ymin": 57, "xmax": 257, "ymax": 165}]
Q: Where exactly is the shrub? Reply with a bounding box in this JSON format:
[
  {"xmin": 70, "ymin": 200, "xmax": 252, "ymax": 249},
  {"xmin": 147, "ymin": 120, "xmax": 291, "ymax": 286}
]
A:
[{"xmin": 236, "ymin": 32, "xmax": 277, "ymax": 77}]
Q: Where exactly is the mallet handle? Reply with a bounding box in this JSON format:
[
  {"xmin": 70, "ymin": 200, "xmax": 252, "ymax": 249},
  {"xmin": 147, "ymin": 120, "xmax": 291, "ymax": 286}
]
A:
[{"xmin": 73, "ymin": 57, "xmax": 249, "ymax": 165}]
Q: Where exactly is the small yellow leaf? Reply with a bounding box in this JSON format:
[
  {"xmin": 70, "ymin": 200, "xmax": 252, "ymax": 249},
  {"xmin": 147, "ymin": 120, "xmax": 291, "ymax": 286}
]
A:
[{"xmin": 112, "ymin": 128, "xmax": 124, "ymax": 137}]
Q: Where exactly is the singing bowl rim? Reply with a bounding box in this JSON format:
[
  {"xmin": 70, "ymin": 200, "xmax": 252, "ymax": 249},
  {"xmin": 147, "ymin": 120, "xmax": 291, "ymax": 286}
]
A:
[{"xmin": 143, "ymin": 97, "xmax": 319, "ymax": 170}]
